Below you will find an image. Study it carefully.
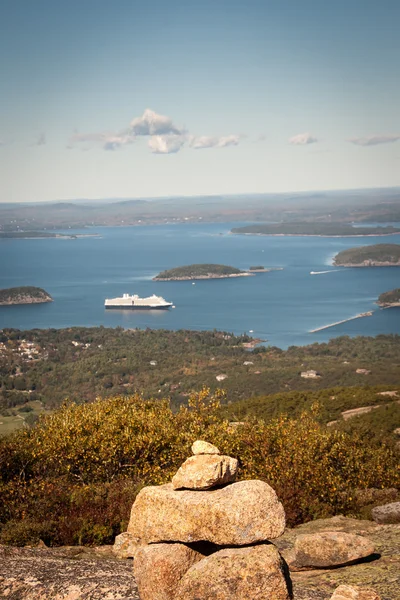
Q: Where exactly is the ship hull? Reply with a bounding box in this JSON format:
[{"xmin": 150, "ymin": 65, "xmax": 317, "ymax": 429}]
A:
[{"xmin": 105, "ymin": 305, "xmax": 172, "ymax": 310}]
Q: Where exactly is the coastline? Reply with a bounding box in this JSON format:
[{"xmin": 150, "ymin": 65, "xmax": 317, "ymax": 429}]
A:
[
  {"xmin": 333, "ymin": 262, "xmax": 400, "ymax": 267},
  {"xmin": 231, "ymin": 232, "xmax": 400, "ymax": 238},
  {"xmin": 378, "ymin": 302, "xmax": 400, "ymax": 309},
  {"xmin": 0, "ymin": 297, "xmax": 53, "ymax": 306},
  {"xmin": 153, "ymin": 272, "xmax": 254, "ymax": 281},
  {"xmin": 309, "ymin": 311, "xmax": 374, "ymax": 333}
]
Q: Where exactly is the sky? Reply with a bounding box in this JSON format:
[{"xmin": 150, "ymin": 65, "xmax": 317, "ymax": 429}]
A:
[{"xmin": 0, "ymin": 0, "xmax": 399, "ymax": 202}]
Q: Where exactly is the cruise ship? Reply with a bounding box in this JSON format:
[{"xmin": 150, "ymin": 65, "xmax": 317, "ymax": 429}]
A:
[{"xmin": 104, "ymin": 293, "xmax": 173, "ymax": 310}]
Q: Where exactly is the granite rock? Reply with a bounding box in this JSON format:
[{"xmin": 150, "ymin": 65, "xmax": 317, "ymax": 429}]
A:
[
  {"xmin": 288, "ymin": 532, "xmax": 375, "ymax": 569},
  {"xmin": 330, "ymin": 584, "xmax": 381, "ymax": 600},
  {"xmin": 172, "ymin": 454, "xmax": 238, "ymax": 490},
  {"xmin": 371, "ymin": 501, "xmax": 400, "ymax": 524},
  {"xmin": 191, "ymin": 440, "xmax": 220, "ymax": 455},
  {"xmin": 127, "ymin": 480, "xmax": 285, "ymax": 545},
  {"xmin": 175, "ymin": 544, "xmax": 292, "ymax": 600},
  {"xmin": 134, "ymin": 542, "xmax": 203, "ymax": 600}
]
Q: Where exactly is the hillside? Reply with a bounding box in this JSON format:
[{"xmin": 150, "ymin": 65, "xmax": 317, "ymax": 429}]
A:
[
  {"xmin": 231, "ymin": 223, "xmax": 400, "ymax": 236},
  {"xmin": 0, "ymin": 287, "xmax": 53, "ymax": 306},
  {"xmin": 153, "ymin": 263, "xmax": 245, "ymax": 280},
  {"xmin": 1, "ymin": 327, "xmax": 400, "ymax": 435},
  {"xmin": 333, "ymin": 244, "xmax": 400, "ymax": 266},
  {"xmin": 377, "ymin": 288, "xmax": 400, "ymax": 307}
]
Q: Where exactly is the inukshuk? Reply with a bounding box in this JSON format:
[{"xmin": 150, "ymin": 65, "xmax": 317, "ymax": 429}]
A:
[{"xmin": 127, "ymin": 440, "xmax": 292, "ymax": 600}]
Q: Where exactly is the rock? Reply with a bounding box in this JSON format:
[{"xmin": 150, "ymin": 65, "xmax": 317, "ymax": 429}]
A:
[
  {"xmin": 134, "ymin": 543, "xmax": 203, "ymax": 600},
  {"xmin": 0, "ymin": 545, "xmax": 139, "ymax": 599},
  {"xmin": 191, "ymin": 440, "xmax": 220, "ymax": 455},
  {"xmin": 175, "ymin": 544, "xmax": 292, "ymax": 600},
  {"xmin": 330, "ymin": 584, "xmax": 381, "ymax": 600},
  {"xmin": 371, "ymin": 501, "xmax": 400, "ymax": 524},
  {"xmin": 112, "ymin": 531, "xmax": 141, "ymax": 559},
  {"xmin": 172, "ymin": 454, "xmax": 238, "ymax": 490},
  {"xmin": 128, "ymin": 480, "xmax": 285, "ymax": 545},
  {"xmin": 288, "ymin": 531, "xmax": 375, "ymax": 569}
]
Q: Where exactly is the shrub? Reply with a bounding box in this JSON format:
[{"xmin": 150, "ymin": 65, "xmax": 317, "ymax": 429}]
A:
[{"xmin": 0, "ymin": 389, "xmax": 399, "ymax": 545}]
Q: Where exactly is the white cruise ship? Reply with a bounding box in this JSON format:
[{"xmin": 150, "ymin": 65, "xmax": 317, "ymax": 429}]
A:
[{"xmin": 105, "ymin": 293, "xmax": 173, "ymax": 310}]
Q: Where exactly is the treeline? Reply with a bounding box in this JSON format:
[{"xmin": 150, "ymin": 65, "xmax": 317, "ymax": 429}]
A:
[
  {"xmin": 154, "ymin": 264, "xmax": 242, "ymax": 279},
  {"xmin": 1, "ymin": 328, "xmax": 399, "ymax": 428},
  {"xmin": 378, "ymin": 288, "xmax": 400, "ymax": 305},
  {"xmin": 231, "ymin": 223, "xmax": 400, "ymax": 236}
]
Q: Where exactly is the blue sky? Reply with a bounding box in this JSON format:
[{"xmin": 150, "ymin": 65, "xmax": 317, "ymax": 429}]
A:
[{"xmin": 0, "ymin": 0, "xmax": 399, "ymax": 202}]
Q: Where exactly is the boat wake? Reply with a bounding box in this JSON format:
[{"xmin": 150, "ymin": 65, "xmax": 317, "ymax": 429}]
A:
[{"xmin": 310, "ymin": 269, "xmax": 340, "ymax": 275}]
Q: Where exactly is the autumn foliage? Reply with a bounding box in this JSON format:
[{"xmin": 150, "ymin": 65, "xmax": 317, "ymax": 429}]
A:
[{"xmin": 0, "ymin": 388, "xmax": 399, "ymax": 545}]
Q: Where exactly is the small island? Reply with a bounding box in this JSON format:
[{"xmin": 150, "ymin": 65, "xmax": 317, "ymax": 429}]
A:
[
  {"xmin": 0, "ymin": 286, "xmax": 53, "ymax": 305},
  {"xmin": 153, "ymin": 264, "xmax": 252, "ymax": 281},
  {"xmin": 231, "ymin": 223, "xmax": 400, "ymax": 237},
  {"xmin": 377, "ymin": 288, "xmax": 400, "ymax": 308},
  {"xmin": 333, "ymin": 244, "xmax": 400, "ymax": 267}
]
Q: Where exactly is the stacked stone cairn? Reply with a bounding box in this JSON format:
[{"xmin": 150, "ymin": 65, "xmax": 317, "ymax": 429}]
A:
[{"xmin": 127, "ymin": 440, "xmax": 292, "ymax": 600}]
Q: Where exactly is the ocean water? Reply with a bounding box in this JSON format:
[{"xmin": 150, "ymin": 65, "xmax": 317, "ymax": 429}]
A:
[{"xmin": 0, "ymin": 222, "xmax": 399, "ymax": 349}]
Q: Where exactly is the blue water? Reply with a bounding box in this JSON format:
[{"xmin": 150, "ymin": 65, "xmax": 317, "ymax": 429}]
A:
[{"xmin": 0, "ymin": 223, "xmax": 399, "ymax": 349}]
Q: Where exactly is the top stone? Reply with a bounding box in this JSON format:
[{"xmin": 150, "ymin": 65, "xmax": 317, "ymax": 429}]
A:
[{"xmin": 192, "ymin": 440, "xmax": 220, "ymax": 455}]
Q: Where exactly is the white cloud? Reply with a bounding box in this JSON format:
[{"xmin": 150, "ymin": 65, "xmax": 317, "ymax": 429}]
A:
[
  {"xmin": 148, "ymin": 134, "xmax": 186, "ymax": 154},
  {"xmin": 349, "ymin": 134, "xmax": 400, "ymax": 147},
  {"xmin": 189, "ymin": 134, "xmax": 241, "ymax": 149},
  {"xmin": 68, "ymin": 108, "xmax": 243, "ymax": 155},
  {"xmin": 69, "ymin": 131, "xmax": 135, "ymax": 151},
  {"xmin": 289, "ymin": 132, "xmax": 318, "ymax": 145},
  {"xmin": 130, "ymin": 109, "xmax": 184, "ymax": 136}
]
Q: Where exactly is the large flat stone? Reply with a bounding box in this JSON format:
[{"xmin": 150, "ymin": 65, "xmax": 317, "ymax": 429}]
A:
[
  {"xmin": 134, "ymin": 543, "xmax": 203, "ymax": 600},
  {"xmin": 172, "ymin": 454, "xmax": 238, "ymax": 490},
  {"xmin": 127, "ymin": 480, "xmax": 285, "ymax": 545},
  {"xmin": 175, "ymin": 544, "xmax": 292, "ymax": 600},
  {"xmin": 289, "ymin": 532, "xmax": 375, "ymax": 569}
]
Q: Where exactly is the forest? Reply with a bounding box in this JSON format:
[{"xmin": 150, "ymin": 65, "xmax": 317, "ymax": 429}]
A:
[
  {"xmin": 231, "ymin": 223, "xmax": 400, "ymax": 236},
  {"xmin": 1, "ymin": 327, "xmax": 399, "ymax": 436},
  {"xmin": 0, "ymin": 287, "xmax": 53, "ymax": 305},
  {"xmin": 333, "ymin": 244, "xmax": 400, "ymax": 266},
  {"xmin": 378, "ymin": 288, "xmax": 400, "ymax": 306}
]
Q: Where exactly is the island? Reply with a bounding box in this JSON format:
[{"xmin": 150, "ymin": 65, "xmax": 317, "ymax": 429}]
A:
[
  {"xmin": 0, "ymin": 231, "xmax": 99, "ymax": 240},
  {"xmin": 377, "ymin": 288, "xmax": 400, "ymax": 308},
  {"xmin": 0, "ymin": 286, "xmax": 53, "ymax": 305},
  {"xmin": 231, "ymin": 223, "xmax": 400, "ymax": 237},
  {"xmin": 153, "ymin": 264, "xmax": 252, "ymax": 281},
  {"xmin": 333, "ymin": 244, "xmax": 400, "ymax": 267}
]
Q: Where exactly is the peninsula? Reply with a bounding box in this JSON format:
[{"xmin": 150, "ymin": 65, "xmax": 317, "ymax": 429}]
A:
[
  {"xmin": 153, "ymin": 264, "xmax": 252, "ymax": 281},
  {"xmin": 0, "ymin": 286, "xmax": 53, "ymax": 305},
  {"xmin": 0, "ymin": 231, "xmax": 98, "ymax": 240},
  {"xmin": 377, "ymin": 288, "xmax": 400, "ymax": 308},
  {"xmin": 231, "ymin": 223, "xmax": 400, "ymax": 237},
  {"xmin": 333, "ymin": 244, "xmax": 400, "ymax": 267}
]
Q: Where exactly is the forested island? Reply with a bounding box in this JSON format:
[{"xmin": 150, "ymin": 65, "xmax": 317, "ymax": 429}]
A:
[
  {"xmin": 333, "ymin": 244, "xmax": 400, "ymax": 267},
  {"xmin": 231, "ymin": 223, "xmax": 400, "ymax": 237},
  {"xmin": 0, "ymin": 287, "xmax": 53, "ymax": 305},
  {"xmin": 153, "ymin": 263, "xmax": 251, "ymax": 280},
  {"xmin": 378, "ymin": 288, "xmax": 400, "ymax": 307}
]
